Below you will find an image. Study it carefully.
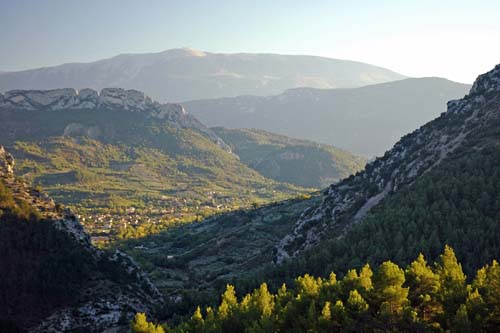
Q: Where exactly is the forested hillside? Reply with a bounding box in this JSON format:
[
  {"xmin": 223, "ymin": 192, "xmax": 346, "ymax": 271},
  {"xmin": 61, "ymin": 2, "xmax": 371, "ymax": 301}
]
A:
[
  {"xmin": 212, "ymin": 127, "xmax": 365, "ymax": 188},
  {"xmin": 164, "ymin": 247, "xmax": 500, "ymax": 332},
  {"xmin": 0, "ymin": 146, "xmax": 162, "ymax": 332}
]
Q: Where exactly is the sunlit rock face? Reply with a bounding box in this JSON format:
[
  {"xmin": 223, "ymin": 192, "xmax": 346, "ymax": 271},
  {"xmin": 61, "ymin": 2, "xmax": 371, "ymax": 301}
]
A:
[
  {"xmin": 0, "ymin": 87, "xmax": 158, "ymax": 111},
  {"xmin": 0, "ymin": 87, "xmax": 233, "ymax": 153}
]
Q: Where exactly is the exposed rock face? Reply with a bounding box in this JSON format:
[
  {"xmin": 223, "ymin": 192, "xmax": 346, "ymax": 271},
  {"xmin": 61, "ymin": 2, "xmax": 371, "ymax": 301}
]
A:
[
  {"xmin": 275, "ymin": 63, "xmax": 500, "ymax": 263},
  {"xmin": 0, "ymin": 87, "xmax": 158, "ymax": 111},
  {"xmin": 0, "ymin": 87, "xmax": 232, "ymax": 153},
  {"xmin": 469, "ymin": 64, "xmax": 500, "ymax": 96},
  {"xmin": 0, "ymin": 148, "xmax": 163, "ymax": 332},
  {"xmin": 0, "ymin": 146, "xmax": 14, "ymax": 174}
]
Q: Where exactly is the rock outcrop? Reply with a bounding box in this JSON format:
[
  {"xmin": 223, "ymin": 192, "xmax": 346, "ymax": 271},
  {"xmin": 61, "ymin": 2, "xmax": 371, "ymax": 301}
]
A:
[
  {"xmin": 0, "ymin": 146, "xmax": 14, "ymax": 174},
  {"xmin": 275, "ymin": 63, "xmax": 500, "ymax": 263},
  {"xmin": 0, "ymin": 87, "xmax": 157, "ymax": 111},
  {"xmin": 0, "ymin": 87, "xmax": 232, "ymax": 153}
]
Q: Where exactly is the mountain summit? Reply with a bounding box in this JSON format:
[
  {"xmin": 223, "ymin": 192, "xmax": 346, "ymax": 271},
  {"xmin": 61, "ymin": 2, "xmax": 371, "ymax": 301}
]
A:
[{"xmin": 0, "ymin": 48, "xmax": 406, "ymax": 101}]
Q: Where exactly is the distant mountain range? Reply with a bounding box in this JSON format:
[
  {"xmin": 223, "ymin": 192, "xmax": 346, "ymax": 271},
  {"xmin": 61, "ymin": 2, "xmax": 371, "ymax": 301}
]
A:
[
  {"xmin": 185, "ymin": 78, "xmax": 471, "ymax": 156},
  {"xmin": 0, "ymin": 48, "xmax": 406, "ymax": 102}
]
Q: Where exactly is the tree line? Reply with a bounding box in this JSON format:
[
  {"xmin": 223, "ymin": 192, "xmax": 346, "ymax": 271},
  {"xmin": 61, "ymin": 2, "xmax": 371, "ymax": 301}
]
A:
[{"xmin": 132, "ymin": 246, "xmax": 500, "ymax": 332}]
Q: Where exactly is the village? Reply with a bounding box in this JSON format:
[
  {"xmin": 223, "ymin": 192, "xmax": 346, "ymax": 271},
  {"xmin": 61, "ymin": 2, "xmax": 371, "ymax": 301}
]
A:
[{"xmin": 80, "ymin": 191, "xmax": 238, "ymax": 244}]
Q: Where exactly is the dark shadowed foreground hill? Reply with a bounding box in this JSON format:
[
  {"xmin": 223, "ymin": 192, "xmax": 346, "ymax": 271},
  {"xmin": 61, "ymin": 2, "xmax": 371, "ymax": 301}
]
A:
[{"xmin": 0, "ymin": 146, "xmax": 163, "ymax": 332}]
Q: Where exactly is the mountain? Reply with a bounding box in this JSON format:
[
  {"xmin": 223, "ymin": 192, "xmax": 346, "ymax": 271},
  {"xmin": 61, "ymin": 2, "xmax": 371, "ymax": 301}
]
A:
[
  {"xmin": 184, "ymin": 78, "xmax": 471, "ymax": 156},
  {"xmin": 273, "ymin": 64, "xmax": 500, "ymax": 273},
  {"xmin": 0, "ymin": 48, "xmax": 406, "ymax": 102},
  {"xmin": 0, "ymin": 146, "xmax": 163, "ymax": 332},
  {"xmin": 0, "ymin": 88, "xmax": 304, "ymax": 241},
  {"xmin": 211, "ymin": 127, "xmax": 366, "ymax": 188},
  {"xmin": 120, "ymin": 64, "xmax": 500, "ymax": 321}
]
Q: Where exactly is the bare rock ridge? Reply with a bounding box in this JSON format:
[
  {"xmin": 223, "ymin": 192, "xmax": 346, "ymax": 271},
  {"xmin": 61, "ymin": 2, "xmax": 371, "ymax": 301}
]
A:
[
  {"xmin": 0, "ymin": 87, "xmax": 232, "ymax": 153},
  {"xmin": 0, "ymin": 147, "xmax": 164, "ymax": 332},
  {"xmin": 1, "ymin": 87, "xmax": 169, "ymax": 112},
  {"xmin": 275, "ymin": 63, "xmax": 500, "ymax": 263}
]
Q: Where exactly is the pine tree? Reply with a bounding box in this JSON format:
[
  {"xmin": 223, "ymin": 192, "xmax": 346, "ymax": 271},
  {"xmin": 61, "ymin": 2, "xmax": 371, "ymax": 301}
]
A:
[
  {"xmin": 296, "ymin": 274, "xmax": 321, "ymax": 298},
  {"xmin": 452, "ymin": 304, "xmax": 472, "ymax": 333},
  {"xmin": 320, "ymin": 301, "xmax": 332, "ymax": 321},
  {"xmin": 318, "ymin": 301, "xmax": 333, "ymax": 332},
  {"xmin": 405, "ymin": 253, "xmax": 442, "ymax": 324},
  {"xmin": 358, "ymin": 264, "xmax": 373, "ymax": 291},
  {"xmin": 347, "ymin": 289, "xmax": 369, "ymax": 313},
  {"xmin": 217, "ymin": 284, "xmax": 238, "ymax": 320},
  {"xmin": 251, "ymin": 283, "xmax": 275, "ymax": 317},
  {"xmin": 435, "ymin": 245, "xmax": 467, "ymax": 325},
  {"xmin": 475, "ymin": 260, "xmax": 500, "ymax": 330},
  {"xmin": 188, "ymin": 306, "xmax": 204, "ymax": 332},
  {"xmin": 373, "ymin": 261, "xmax": 409, "ymax": 329},
  {"xmin": 130, "ymin": 313, "xmax": 165, "ymax": 333}
]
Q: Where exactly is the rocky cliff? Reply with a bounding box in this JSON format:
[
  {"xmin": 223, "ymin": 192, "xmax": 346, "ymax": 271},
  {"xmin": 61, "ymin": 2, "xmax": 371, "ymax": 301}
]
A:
[
  {"xmin": 0, "ymin": 87, "xmax": 231, "ymax": 152},
  {"xmin": 276, "ymin": 64, "xmax": 500, "ymax": 263}
]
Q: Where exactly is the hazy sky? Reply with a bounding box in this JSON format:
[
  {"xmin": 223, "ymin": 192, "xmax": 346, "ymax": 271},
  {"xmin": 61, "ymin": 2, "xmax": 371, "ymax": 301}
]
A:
[{"xmin": 1, "ymin": 0, "xmax": 499, "ymax": 83}]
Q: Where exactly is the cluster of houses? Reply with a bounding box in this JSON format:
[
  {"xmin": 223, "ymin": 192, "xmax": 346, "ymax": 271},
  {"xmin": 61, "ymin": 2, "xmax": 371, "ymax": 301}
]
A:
[{"xmin": 82, "ymin": 191, "xmax": 237, "ymax": 244}]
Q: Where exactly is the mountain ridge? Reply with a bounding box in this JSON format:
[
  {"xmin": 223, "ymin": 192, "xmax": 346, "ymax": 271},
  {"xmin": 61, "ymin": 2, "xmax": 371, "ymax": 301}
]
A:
[
  {"xmin": 0, "ymin": 48, "xmax": 407, "ymax": 102},
  {"xmin": 275, "ymin": 64, "xmax": 500, "ymax": 264},
  {"xmin": 184, "ymin": 77, "xmax": 471, "ymax": 156}
]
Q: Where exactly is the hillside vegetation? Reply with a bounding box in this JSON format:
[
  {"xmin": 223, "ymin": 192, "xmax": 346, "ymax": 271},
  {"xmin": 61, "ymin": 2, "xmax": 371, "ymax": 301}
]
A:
[
  {"xmin": 0, "ymin": 147, "xmax": 162, "ymax": 332},
  {"xmin": 164, "ymin": 246, "xmax": 500, "ymax": 333},
  {"xmin": 0, "ymin": 92, "xmax": 307, "ymax": 241},
  {"xmin": 124, "ymin": 65, "xmax": 500, "ymax": 326},
  {"xmin": 212, "ymin": 127, "xmax": 365, "ymax": 188}
]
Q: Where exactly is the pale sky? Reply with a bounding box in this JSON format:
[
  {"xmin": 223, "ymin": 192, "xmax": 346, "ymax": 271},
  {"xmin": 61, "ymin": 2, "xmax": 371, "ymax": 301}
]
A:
[{"xmin": 1, "ymin": 0, "xmax": 499, "ymax": 83}]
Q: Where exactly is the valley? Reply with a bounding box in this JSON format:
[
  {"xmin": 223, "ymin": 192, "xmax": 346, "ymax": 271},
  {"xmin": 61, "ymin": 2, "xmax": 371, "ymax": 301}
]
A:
[{"xmin": 2, "ymin": 4, "xmax": 500, "ymax": 330}]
